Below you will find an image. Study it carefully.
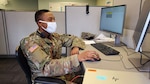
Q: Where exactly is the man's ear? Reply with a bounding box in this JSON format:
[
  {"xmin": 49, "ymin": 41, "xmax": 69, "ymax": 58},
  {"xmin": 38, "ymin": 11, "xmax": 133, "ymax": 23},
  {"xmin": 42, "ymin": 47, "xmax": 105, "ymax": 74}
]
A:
[
  {"xmin": 38, "ymin": 21, "xmax": 47, "ymax": 28},
  {"xmin": 37, "ymin": 21, "xmax": 42, "ymax": 27}
]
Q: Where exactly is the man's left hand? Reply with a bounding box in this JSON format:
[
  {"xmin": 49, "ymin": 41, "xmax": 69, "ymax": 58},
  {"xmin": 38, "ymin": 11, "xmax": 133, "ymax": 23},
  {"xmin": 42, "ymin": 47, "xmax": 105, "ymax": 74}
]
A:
[{"xmin": 71, "ymin": 47, "xmax": 79, "ymax": 55}]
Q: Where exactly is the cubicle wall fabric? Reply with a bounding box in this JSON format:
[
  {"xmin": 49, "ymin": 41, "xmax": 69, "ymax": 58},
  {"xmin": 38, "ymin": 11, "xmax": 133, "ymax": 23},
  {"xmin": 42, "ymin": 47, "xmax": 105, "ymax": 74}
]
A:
[{"xmin": 65, "ymin": 6, "xmax": 102, "ymax": 37}]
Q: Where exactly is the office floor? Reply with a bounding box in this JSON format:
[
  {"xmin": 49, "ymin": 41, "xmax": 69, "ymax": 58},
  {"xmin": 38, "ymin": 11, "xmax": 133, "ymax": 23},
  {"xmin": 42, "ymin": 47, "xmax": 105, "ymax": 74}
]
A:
[{"xmin": 0, "ymin": 58, "xmax": 27, "ymax": 84}]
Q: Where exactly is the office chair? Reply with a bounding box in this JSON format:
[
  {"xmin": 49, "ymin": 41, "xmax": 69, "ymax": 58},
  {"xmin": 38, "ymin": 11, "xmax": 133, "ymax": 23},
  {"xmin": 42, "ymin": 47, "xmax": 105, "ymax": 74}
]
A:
[{"xmin": 16, "ymin": 46, "xmax": 66, "ymax": 84}]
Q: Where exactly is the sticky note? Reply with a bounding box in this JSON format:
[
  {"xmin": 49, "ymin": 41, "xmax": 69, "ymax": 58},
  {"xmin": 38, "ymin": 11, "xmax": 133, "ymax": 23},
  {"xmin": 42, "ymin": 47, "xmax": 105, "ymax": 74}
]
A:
[
  {"xmin": 88, "ymin": 69, "xmax": 96, "ymax": 72},
  {"xmin": 96, "ymin": 75, "xmax": 107, "ymax": 80}
]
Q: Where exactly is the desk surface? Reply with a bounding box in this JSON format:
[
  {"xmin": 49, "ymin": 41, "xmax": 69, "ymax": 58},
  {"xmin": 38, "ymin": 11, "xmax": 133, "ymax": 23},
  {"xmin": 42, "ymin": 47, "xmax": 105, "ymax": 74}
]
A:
[{"xmin": 82, "ymin": 44, "xmax": 150, "ymax": 84}]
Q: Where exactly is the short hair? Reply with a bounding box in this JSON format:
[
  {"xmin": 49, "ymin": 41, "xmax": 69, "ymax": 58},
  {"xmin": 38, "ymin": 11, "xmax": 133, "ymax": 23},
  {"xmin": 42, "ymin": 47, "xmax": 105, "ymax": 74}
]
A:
[{"xmin": 35, "ymin": 9, "xmax": 50, "ymax": 23}]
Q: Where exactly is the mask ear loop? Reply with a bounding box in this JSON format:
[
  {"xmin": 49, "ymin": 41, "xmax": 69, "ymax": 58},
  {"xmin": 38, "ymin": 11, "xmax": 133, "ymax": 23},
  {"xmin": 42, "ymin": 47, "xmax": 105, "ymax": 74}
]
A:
[
  {"xmin": 38, "ymin": 20, "xmax": 48, "ymax": 30},
  {"xmin": 39, "ymin": 20, "xmax": 48, "ymax": 23},
  {"xmin": 37, "ymin": 20, "xmax": 48, "ymax": 38}
]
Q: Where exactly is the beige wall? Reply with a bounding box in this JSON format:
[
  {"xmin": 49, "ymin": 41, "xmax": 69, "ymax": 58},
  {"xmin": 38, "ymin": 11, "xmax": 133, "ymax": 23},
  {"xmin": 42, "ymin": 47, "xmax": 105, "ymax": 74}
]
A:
[
  {"xmin": 38, "ymin": 0, "xmax": 96, "ymax": 10},
  {"xmin": 0, "ymin": 0, "xmax": 38, "ymax": 11},
  {"xmin": 97, "ymin": 0, "xmax": 114, "ymax": 6},
  {"xmin": 97, "ymin": 0, "xmax": 106, "ymax": 6}
]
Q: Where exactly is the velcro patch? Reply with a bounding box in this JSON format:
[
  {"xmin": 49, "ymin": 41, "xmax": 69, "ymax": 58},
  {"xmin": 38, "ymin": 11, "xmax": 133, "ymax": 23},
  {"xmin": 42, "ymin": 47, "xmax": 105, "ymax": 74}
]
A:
[{"xmin": 29, "ymin": 44, "xmax": 39, "ymax": 53}]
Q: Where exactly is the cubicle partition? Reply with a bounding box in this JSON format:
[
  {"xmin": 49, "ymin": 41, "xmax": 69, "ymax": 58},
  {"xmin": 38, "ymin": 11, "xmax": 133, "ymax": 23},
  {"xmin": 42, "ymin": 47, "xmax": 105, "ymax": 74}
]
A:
[
  {"xmin": 65, "ymin": 6, "xmax": 102, "ymax": 37},
  {"xmin": 0, "ymin": 10, "xmax": 8, "ymax": 55},
  {"xmin": 0, "ymin": 10, "xmax": 65, "ymax": 55}
]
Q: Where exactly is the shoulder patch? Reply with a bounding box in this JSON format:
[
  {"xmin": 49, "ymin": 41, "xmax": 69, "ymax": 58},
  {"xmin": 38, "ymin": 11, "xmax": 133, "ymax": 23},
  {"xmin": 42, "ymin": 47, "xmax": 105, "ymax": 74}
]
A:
[{"xmin": 29, "ymin": 44, "xmax": 39, "ymax": 53}]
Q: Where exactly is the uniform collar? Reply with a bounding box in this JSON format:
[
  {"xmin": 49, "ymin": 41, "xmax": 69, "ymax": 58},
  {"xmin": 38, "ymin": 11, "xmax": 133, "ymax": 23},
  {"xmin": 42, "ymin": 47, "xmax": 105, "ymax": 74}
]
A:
[{"xmin": 36, "ymin": 30, "xmax": 53, "ymax": 39}]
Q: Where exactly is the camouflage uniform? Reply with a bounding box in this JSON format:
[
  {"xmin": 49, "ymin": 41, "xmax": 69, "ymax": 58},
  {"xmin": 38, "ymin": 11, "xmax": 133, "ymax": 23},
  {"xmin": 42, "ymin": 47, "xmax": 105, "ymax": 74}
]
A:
[{"xmin": 20, "ymin": 30, "xmax": 85, "ymax": 81}]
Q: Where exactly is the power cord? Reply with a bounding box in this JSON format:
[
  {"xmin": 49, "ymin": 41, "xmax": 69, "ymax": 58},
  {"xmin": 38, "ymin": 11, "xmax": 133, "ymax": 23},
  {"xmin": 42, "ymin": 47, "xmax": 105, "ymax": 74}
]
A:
[
  {"xmin": 69, "ymin": 75, "xmax": 84, "ymax": 84},
  {"xmin": 121, "ymin": 46, "xmax": 137, "ymax": 56},
  {"xmin": 119, "ymin": 53, "xmax": 135, "ymax": 69},
  {"xmin": 115, "ymin": 46, "xmax": 136, "ymax": 69}
]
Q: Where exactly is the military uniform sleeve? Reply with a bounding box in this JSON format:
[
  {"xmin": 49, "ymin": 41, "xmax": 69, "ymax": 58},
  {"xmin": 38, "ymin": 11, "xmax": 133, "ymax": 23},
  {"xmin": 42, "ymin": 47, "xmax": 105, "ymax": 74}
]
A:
[
  {"xmin": 43, "ymin": 54, "xmax": 80, "ymax": 77},
  {"xmin": 20, "ymin": 37, "xmax": 50, "ymax": 72},
  {"xmin": 60, "ymin": 34, "xmax": 86, "ymax": 49}
]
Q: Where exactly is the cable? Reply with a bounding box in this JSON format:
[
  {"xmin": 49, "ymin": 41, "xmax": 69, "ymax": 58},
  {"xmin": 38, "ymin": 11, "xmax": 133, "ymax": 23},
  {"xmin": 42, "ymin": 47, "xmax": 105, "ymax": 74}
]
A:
[
  {"xmin": 70, "ymin": 75, "xmax": 84, "ymax": 84},
  {"xmin": 121, "ymin": 46, "xmax": 137, "ymax": 56},
  {"xmin": 119, "ymin": 53, "xmax": 135, "ymax": 69},
  {"xmin": 116, "ymin": 46, "xmax": 136, "ymax": 69},
  {"xmin": 139, "ymin": 52, "xmax": 150, "ymax": 65}
]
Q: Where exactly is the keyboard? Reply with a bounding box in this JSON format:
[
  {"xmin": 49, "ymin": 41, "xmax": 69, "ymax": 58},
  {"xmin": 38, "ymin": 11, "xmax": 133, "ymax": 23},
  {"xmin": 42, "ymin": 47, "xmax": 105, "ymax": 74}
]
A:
[{"xmin": 91, "ymin": 43, "xmax": 120, "ymax": 55}]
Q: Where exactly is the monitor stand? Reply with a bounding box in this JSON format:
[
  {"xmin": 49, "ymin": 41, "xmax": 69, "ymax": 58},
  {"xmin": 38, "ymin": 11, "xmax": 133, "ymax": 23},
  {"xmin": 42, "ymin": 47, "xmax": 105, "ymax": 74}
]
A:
[
  {"xmin": 103, "ymin": 34, "xmax": 126, "ymax": 47},
  {"xmin": 129, "ymin": 58, "xmax": 150, "ymax": 72}
]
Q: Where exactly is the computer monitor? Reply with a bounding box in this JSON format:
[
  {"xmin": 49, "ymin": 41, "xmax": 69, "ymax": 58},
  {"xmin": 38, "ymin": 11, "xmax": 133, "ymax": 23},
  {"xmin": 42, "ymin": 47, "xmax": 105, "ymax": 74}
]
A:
[
  {"xmin": 134, "ymin": 11, "xmax": 150, "ymax": 53},
  {"xmin": 129, "ymin": 11, "xmax": 150, "ymax": 72},
  {"xmin": 100, "ymin": 5, "xmax": 126, "ymax": 46}
]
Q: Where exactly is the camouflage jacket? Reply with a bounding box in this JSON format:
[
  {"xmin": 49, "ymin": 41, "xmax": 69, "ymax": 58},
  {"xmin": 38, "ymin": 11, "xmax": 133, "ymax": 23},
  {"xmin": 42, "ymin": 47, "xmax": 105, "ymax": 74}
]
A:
[{"xmin": 20, "ymin": 30, "xmax": 85, "ymax": 79}]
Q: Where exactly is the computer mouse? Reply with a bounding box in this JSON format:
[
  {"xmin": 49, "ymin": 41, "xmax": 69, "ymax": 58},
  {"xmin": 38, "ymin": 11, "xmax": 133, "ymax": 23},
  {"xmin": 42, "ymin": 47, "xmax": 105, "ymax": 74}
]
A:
[
  {"xmin": 86, "ymin": 58, "xmax": 101, "ymax": 62},
  {"xmin": 94, "ymin": 58, "xmax": 101, "ymax": 61}
]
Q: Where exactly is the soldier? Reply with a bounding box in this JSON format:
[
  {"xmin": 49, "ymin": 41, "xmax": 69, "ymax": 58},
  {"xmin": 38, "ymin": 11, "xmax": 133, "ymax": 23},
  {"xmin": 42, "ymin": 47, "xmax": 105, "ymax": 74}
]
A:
[{"xmin": 20, "ymin": 9, "xmax": 100, "ymax": 84}]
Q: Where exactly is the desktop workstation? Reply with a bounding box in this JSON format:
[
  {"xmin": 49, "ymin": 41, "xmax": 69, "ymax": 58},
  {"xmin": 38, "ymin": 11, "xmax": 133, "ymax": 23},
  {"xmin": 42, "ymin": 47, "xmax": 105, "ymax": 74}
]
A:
[
  {"xmin": 82, "ymin": 44, "xmax": 150, "ymax": 84},
  {"xmin": 79, "ymin": 4, "xmax": 150, "ymax": 84}
]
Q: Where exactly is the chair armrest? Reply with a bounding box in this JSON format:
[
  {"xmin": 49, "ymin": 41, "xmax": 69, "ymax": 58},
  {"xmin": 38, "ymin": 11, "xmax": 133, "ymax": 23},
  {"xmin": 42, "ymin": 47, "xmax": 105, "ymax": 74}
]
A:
[{"xmin": 34, "ymin": 77, "xmax": 66, "ymax": 84}]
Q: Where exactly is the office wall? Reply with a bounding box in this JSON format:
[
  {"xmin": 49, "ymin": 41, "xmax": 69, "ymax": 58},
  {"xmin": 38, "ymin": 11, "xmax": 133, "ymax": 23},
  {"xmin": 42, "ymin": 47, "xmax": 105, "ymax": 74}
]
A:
[
  {"xmin": 0, "ymin": 0, "xmax": 38, "ymax": 11},
  {"xmin": 38, "ymin": 0, "xmax": 96, "ymax": 10},
  {"xmin": 114, "ymin": 0, "xmax": 141, "ymax": 30},
  {"xmin": 0, "ymin": 0, "xmax": 97, "ymax": 11},
  {"xmin": 116, "ymin": 0, "xmax": 150, "ymax": 49},
  {"xmin": 97, "ymin": 0, "xmax": 114, "ymax": 6},
  {"xmin": 97, "ymin": 0, "xmax": 106, "ymax": 6}
]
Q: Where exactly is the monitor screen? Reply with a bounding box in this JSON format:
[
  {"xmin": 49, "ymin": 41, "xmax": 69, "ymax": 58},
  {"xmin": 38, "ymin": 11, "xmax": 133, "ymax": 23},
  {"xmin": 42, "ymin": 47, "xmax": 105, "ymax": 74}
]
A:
[{"xmin": 100, "ymin": 5, "xmax": 126, "ymax": 35}]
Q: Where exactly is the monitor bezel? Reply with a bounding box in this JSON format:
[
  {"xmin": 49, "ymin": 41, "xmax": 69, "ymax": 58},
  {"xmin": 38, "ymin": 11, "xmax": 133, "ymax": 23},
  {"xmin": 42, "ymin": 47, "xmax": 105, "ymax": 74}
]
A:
[{"xmin": 100, "ymin": 5, "xmax": 126, "ymax": 35}]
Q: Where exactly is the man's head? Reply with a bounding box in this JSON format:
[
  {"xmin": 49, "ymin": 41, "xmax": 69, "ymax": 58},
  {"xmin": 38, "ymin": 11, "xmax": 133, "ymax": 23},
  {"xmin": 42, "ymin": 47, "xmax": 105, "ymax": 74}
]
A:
[
  {"xmin": 35, "ymin": 9, "xmax": 56, "ymax": 23},
  {"xmin": 35, "ymin": 9, "xmax": 56, "ymax": 34}
]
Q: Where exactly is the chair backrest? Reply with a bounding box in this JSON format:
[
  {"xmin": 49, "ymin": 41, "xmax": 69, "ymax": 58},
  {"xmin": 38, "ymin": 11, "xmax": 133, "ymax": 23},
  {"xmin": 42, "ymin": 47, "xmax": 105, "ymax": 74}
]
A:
[
  {"xmin": 16, "ymin": 46, "xmax": 66, "ymax": 84},
  {"xmin": 16, "ymin": 46, "xmax": 32, "ymax": 84}
]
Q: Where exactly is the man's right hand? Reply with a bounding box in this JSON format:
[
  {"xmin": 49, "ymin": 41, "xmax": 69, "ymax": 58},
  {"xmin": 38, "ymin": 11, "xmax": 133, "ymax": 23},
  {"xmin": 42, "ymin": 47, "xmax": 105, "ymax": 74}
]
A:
[{"xmin": 77, "ymin": 51, "xmax": 100, "ymax": 62}]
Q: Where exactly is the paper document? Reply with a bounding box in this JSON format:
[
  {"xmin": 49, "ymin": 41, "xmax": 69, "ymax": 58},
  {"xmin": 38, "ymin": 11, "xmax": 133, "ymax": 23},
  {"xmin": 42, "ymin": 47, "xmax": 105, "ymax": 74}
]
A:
[
  {"xmin": 84, "ymin": 40, "xmax": 96, "ymax": 44},
  {"xmin": 94, "ymin": 38, "xmax": 114, "ymax": 43},
  {"xmin": 95, "ymin": 33, "xmax": 108, "ymax": 40},
  {"xmin": 95, "ymin": 33, "xmax": 114, "ymax": 42}
]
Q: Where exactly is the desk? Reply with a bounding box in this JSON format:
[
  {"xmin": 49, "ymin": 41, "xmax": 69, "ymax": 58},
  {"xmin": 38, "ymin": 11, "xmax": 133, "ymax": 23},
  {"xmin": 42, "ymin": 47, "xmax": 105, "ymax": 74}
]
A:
[{"xmin": 81, "ymin": 44, "xmax": 150, "ymax": 84}]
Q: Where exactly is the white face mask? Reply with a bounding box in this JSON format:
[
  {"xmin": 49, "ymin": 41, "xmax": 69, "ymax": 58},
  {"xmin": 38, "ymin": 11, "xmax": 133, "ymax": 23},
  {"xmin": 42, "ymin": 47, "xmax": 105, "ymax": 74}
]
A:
[{"xmin": 39, "ymin": 20, "xmax": 57, "ymax": 33}]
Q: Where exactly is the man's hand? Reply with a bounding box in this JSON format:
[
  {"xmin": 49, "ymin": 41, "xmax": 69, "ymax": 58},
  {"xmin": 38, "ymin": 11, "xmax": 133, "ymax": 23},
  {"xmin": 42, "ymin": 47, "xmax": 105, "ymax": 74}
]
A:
[
  {"xmin": 77, "ymin": 51, "xmax": 100, "ymax": 62},
  {"xmin": 70, "ymin": 47, "xmax": 79, "ymax": 55}
]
